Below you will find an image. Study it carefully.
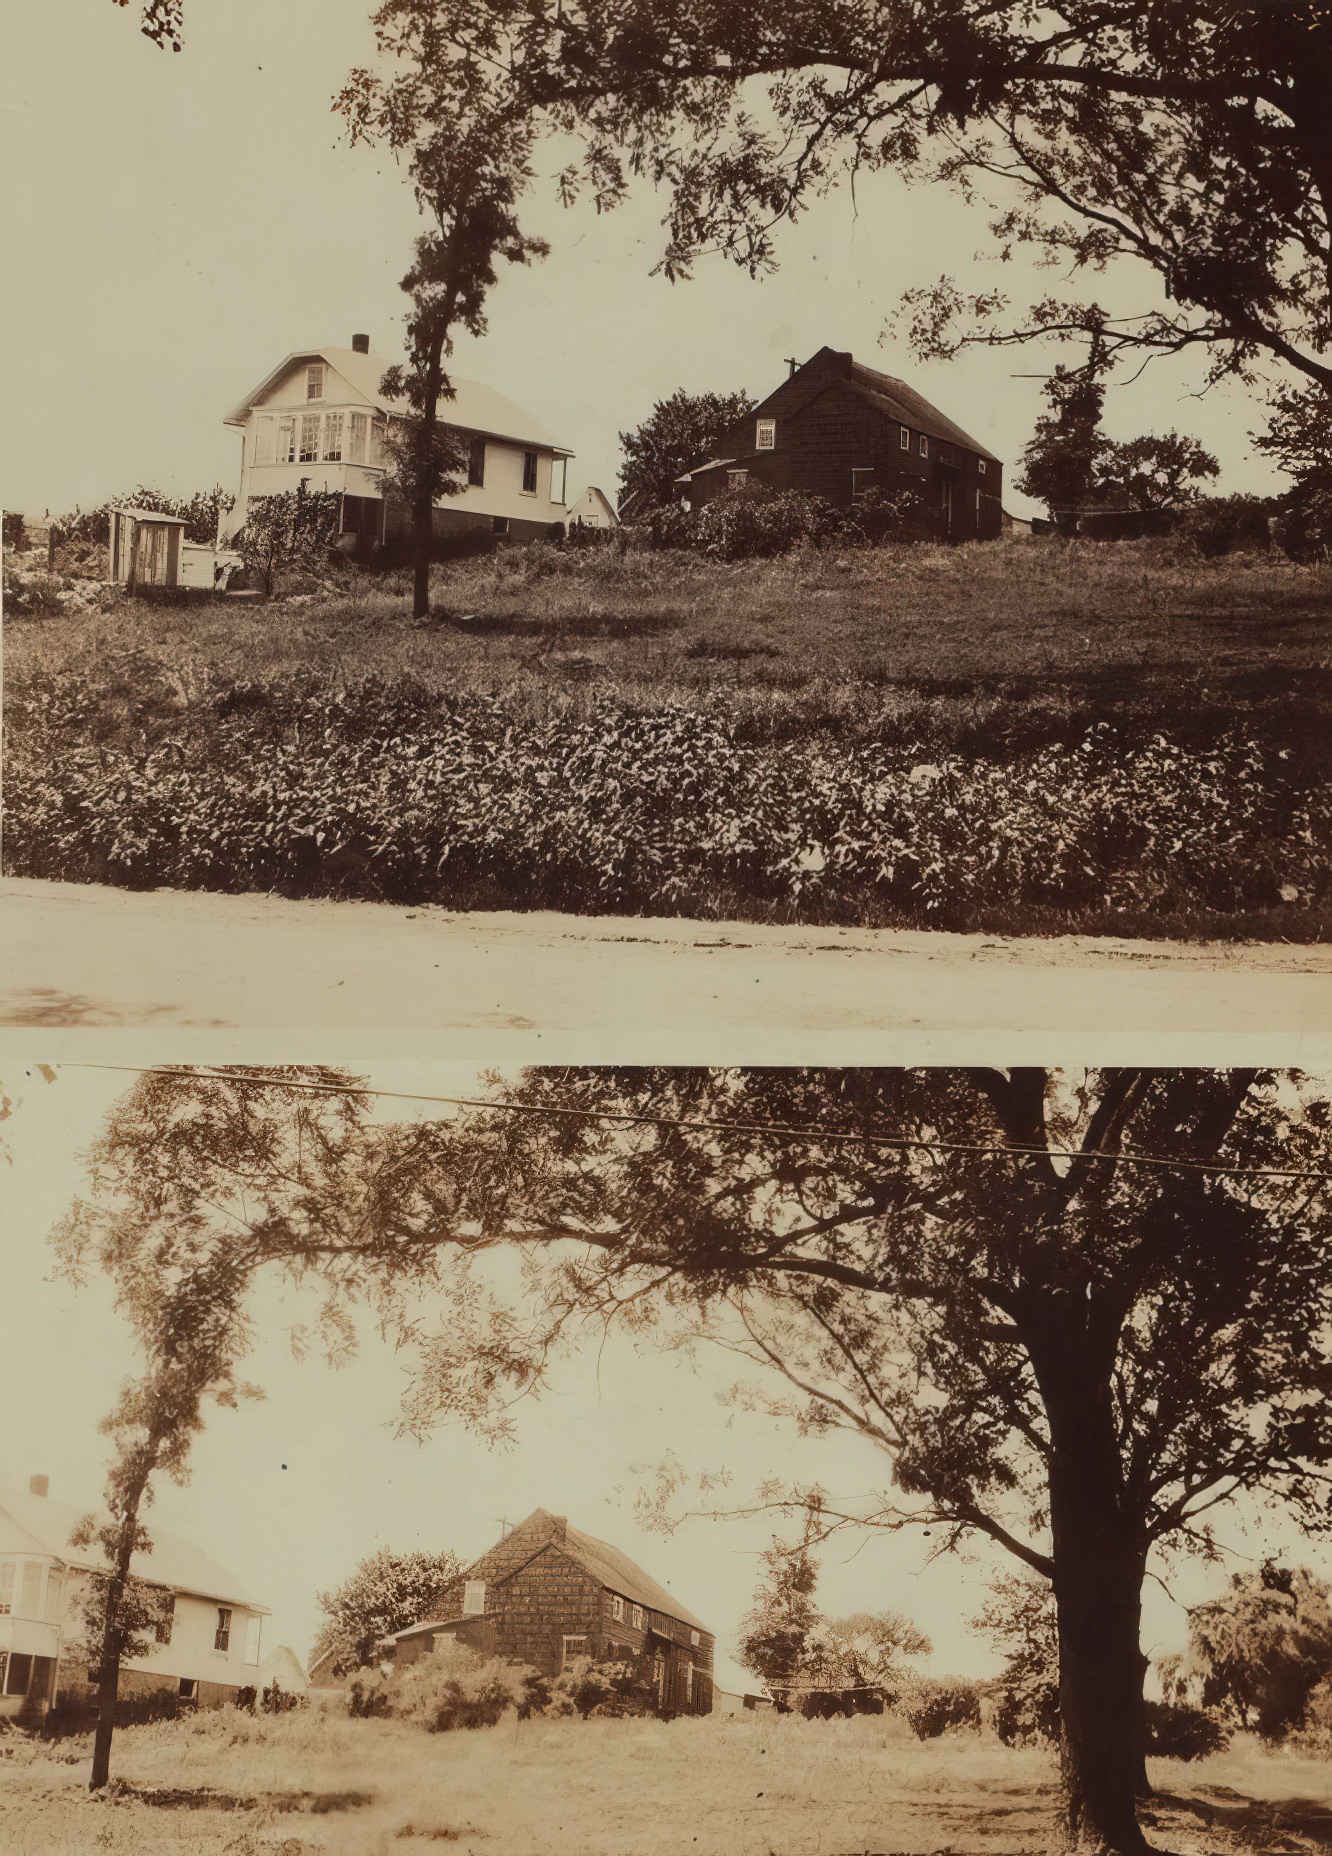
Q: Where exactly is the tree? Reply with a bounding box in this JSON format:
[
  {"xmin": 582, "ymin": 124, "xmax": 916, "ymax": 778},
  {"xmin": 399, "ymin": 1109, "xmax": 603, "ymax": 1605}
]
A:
[
  {"xmin": 53, "ymin": 1066, "xmax": 1332, "ymax": 1853},
  {"xmin": 312, "ymin": 1546, "xmax": 463, "ymax": 1679},
  {"xmin": 977, "ymin": 1573, "xmax": 1062, "ymax": 1746},
  {"xmin": 235, "ymin": 487, "xmax": 341, "ymax": 598},
  {"xmin": 390, "ymin": 1067, "xmax": 1332, "ymax": 1853},
  {"xmin": 110, "ymin": 0, "xmax": 181, "ymax": 49},
  {"xmin": 1160, "ymin": 1564, "xmax": 1332, "ymax": 1739},
  {"xmin": 1017, "ymin": 348, "xmax": 1219, "ymax": 519},
  {"xmin": 338, "ymin": 7, "xmax": 549, "ymax": 619},
  {"xmin": 1015, "ymin": 363, "xmax": 1111, "ymax": 516},
  {"xmin": 1253, "ymin": 381, "xmax": 1332, "ymax": 557},
  {"xmin": 618, "ymin": 389, "xmax": 756, "ymax": 514},
  {"xmin": 737, "ymin": 1532, "xmax": 821, "ymax": 1692},
  {"xmin": 400, "ymin": 0, "xmax": 1332, "ymax": 396}
]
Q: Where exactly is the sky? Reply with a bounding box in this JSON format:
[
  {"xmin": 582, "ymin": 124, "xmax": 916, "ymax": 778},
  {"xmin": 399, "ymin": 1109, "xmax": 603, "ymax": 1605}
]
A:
[
  {"xmin": 0, "ymin": 0, "xmax": 1293, "ymax": 523},
  {"xmin": 4, "ymin": 1061, "xmax": 1328, "ymax": 1697}
]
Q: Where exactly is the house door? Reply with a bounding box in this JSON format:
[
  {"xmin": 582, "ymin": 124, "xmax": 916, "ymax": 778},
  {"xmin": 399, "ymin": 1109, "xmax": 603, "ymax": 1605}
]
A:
[
  {"xmin": 134, "ymin": 523, "xmax": 168, "ymax": 586},
  {"xmin": 940, "ymin": 466, "xmax": 958, "ymax": 535}
]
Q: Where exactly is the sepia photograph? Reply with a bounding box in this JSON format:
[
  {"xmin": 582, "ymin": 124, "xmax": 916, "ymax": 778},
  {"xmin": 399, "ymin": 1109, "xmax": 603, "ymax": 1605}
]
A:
[
  {"xmin": 4, "ymin": 1061, "xmax": 1332, "ymax": 1856},
  {"xmin": 2, "ymin": 0, "xmax": 1330, "ymax": 1032}
]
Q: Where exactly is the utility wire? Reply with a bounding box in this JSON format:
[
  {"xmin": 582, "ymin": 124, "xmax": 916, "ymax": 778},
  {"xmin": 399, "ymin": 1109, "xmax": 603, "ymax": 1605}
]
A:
[{"xmin": 63, "ymin": 1063, "xmax": 1332, "ymax": 1185}]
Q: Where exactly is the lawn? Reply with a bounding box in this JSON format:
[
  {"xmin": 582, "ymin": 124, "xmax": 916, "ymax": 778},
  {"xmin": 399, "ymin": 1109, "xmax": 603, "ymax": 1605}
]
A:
[
  {"xmin": 5, "ymin": 538, "xmax": 1331, "ymax": 939},
  {"xmin": 2, "ymin": 1708, "xmax": 1330, "ymax": 1856}
]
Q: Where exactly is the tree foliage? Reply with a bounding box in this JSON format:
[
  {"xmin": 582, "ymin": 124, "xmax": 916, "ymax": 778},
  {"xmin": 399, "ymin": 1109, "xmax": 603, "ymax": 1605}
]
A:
[
  {"xmin": 312, "ymin": 1546, "xmax": 464, "ymax": 1678},
  {"xmin": 976, "ymin": 1573, "xmax": 1062, "ymax": 1745},
  {"xmin": 1160, "ymin": 1564, "xmax": 1332, "ymax": 1739},
  {"xmin": 55, "ymin": 1066, "xmax": 1332, "ymax": 1853},
  {"xmin": 111, "ymin": 0, "xmax": 181, "ymax": 51},
  {"xmin": 1016, "ymin": 357, "xmax": 1218, "ymax": 516},
  {"xmin": 618, "ymin": 389, "xmax": 756, "ymax": 513},
  {"xmin": 338, "ymin": 5, "xmax": 549, "ymax": 617},
  {"xmin": 235, "ymin": 488, "xmax": 341, "ymax": 598}
]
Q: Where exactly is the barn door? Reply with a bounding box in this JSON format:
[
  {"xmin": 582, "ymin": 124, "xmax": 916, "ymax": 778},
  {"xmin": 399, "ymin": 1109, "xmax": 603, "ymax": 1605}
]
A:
[{"xmin": 940, "ymin": 466, "xmax": 958, "ymax": 535}]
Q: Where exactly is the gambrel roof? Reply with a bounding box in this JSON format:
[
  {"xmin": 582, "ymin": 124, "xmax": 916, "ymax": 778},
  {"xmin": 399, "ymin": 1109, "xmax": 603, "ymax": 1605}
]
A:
[
  {"xmin": 224, "ymin": 347, "xmax": 573, "ymax": 456},
  {"xmin": 0, "ymin": 1487, "xmax": 266, "ymax": 1612}
]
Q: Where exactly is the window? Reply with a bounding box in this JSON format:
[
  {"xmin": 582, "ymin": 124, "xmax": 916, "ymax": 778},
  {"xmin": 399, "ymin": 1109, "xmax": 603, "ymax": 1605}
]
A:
[
  {"xmin": 462, "ymin": 1580, "xmax": 486, "ymax": 1615},
  {"xmin": 632, "ymin": 1605, "xmax": 645, "ymax": 1631},
  {"xmin": 5, "ymin": 1653, "xmax": 32, "ymax": 1698},
  {"xmin": 323, "ymin": 413, "xmax": 344, "ymax": 462},
  {"xmin": 690, "ymin": 1630, "xmax": 701, "ymax": 1647},
  {"xmin": 369, "ymin": 420, "xmax": 386, "ymax": 468},
  {"xmin": 851, "ymin": 467, "xmax": 875, "ymax": 503},
  {"xmin": 468, "ymin": 437, "xmax": 486, "ymax": 487},
  {"xmin": 978, "ymin": 459, "xmax": 987, "ymax": 476},
  {"xmin": 756, "ymin": 418, "xmax": 776, "ymax": 450},
  {"xmin": 561, "ymin": 1635, "xmax": 589, "ymax": 1669},
  {"xmin": 276, "ymin": 416, "xmax": 297, "ymax": 464},
  {"xmin": 178, "ymin": 1677, "xmax": 198, "ymax": 1701},
  {"xmin": 610, "ymin": 1595, "xmax": 625, "ymax": 1622},
  {"xmin": 44, "ymin": 1571, "xmax": 63, "ymax": 1623},
  {"xmin": 727, "ymin": 469, "xmax": 749, "ymax": 490},
  {"xmin": 255, "ymin": 417, "xmax": 276, "ymax": 466},
  {"xmin": 551, "ymin": 455, "xmax": 567, "ymax": 504},
  {"xmin": 214, "ymin": 1606, "xmax": 232, "ymax": 1653},
  {"xmin": 976, "ymin": 489, "xmax": 983, "ymax": 516},
  {"xmin": 299, "ymin": 414, "xmax": 321, "ymax": 463},
  {"xmin": 522, "ymin": 451, "xmax": 539, "ymax": 494},
  {"xmin": 919, "ymin": 434, "xmax": 929, "ymax": 457},
  {"xmin": 0, "ymin": 1561, "xmax": 14, "ymax": 1617},
  {"xmin": 899, "ymin": 427, "xmax": 910, "ymax": 451},
  {"xmin": 306, "ymin": 364, "xmax": 325, "ymax": 401},
  {"xmin": 347, "ymin": 413, "xmax": 369, "ymax": 465},
  {"xmin": 684, "ymin": 1663, "xmax": 694, "ymax": 1703},
  {"xmin": 492, "ymin": 515, "xmax": 509, "ymax": 535},
  {"xmin": 155, "ymin": 1593, "xmax": 175, "ymax": 1646},
  {"xmin": 19, "ymin": 1563, "xmax": 43, "ymax": 1618}
]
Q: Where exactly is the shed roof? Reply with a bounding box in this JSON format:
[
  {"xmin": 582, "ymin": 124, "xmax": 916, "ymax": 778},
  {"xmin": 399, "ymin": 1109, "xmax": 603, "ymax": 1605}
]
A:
[
  {"xmin": 0, "ymin": 1488, "xmax": 267, "ymax": 1612},
  {"xmin": 109, "ymin": 506, "xmax": 189, "ymax": 526},
  {"xmin": 224, "ymin": 347, "xmax": 573, "ymax": 455}
]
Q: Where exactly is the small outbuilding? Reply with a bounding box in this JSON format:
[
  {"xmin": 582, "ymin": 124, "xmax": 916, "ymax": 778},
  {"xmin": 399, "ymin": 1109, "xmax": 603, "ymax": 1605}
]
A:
[
  {"xmin": 567, "ymin": 485, "xmax": 621, "ymax": 530},
  {"xmin": 108, "ymin": 506, "xmax": 189, "ymax": 589}
]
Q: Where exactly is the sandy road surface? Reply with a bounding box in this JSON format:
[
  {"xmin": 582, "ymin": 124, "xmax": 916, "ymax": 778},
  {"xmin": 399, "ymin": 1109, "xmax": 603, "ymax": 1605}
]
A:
[{"xmin": 0, "ymin": 877, "xmax": 1328, "ymax": 1051}]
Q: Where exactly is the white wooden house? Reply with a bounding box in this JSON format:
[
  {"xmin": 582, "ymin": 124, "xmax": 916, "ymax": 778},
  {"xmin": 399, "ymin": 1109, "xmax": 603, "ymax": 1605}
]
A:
[
  {"xmin": 567, "ymin": 485, "xmax": 620, "ymax": 529},
  {"xmin": 223, "ymin": 337, "xmax": 573, "ymax": 555},
  {"xmin": 0, "ymin": 1478, "xmax": 267, "ymax": 1716}
]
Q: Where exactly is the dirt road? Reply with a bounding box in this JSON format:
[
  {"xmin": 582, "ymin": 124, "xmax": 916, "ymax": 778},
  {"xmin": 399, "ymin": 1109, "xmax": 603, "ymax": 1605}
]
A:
[{"xmin": 1, "ymin": 877, "xmax": 1328, "ymax": 1048}]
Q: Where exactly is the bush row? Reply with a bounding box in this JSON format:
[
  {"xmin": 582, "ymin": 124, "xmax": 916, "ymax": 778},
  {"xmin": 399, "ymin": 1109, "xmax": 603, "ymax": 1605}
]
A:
[{"xmin": 6, "ymin": 677, "xmax": 1328, "ymax": 933}]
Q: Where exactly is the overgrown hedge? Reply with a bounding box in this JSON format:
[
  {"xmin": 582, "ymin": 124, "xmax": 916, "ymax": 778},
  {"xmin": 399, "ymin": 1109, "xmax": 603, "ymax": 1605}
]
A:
[{"xmin": 6, "ymin": 674, "xmax": 1329, "ymax": 934}]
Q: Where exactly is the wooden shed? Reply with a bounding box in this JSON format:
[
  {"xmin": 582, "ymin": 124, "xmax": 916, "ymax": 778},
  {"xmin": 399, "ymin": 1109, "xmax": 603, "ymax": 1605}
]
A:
[{"xmin": 108, "ymin": 507, "xmax": 188, "ymax": 589}]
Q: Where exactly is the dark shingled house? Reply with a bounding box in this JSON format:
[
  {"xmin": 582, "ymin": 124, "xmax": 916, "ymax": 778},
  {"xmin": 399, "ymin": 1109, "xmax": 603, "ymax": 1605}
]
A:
[
  {"xmin": 676, "ymin": 346, "xmax": 1004, "ymax": 542},
  {"xmin": 386, "ymin": 1508, "xmax": 714, "ymax": 1717}
]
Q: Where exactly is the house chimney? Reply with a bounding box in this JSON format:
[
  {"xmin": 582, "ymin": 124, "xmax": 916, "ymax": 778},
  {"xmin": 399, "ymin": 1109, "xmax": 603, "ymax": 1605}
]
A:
[
  {"xmin": 549, "ymin": 1515, "xmax": 567, "ymax": 1543},
  {"xmin": 28, "ymin": 1474, "xmax": 49, "ymax": 1498},
  {"xmin": 352, "ymin": 333, "xmax": 370, "ymax": 354}
]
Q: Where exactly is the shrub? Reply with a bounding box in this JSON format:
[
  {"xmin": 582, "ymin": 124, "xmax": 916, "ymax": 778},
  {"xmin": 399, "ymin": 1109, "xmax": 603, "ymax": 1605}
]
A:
[
  {"xmin": 1143, "ymin": 1699, "xmax": 1229, "ymax": 1759},
  {"xmin": 1176, "ymin": 493, "xmax": 1279, "ymax": 557},
  {"xmin": 541, "ymin": 1652, "xmax": 659, "ymax": 1719},
  {"xmin": 898, "ymin": 1677, "xmax": 984, "ymax": 1738},
  {"xmin": 358, "ymin": 1640, "xmax": 536, "ymax": 1733}
]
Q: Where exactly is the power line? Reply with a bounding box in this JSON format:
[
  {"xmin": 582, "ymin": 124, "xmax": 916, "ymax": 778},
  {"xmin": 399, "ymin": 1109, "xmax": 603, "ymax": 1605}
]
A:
[{"xmin": 64, "ymin": 1064, "xmax": 1332, "ymax": 1185}]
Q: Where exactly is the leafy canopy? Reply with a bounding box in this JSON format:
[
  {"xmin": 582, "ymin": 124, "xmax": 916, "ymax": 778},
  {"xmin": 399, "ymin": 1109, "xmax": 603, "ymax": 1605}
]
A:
[
  {"xmin": 618, "ymin": 388, "xmax": 757, "ymax": 512},
  {"xmin": 313, "ymin": 1545, "xmax": 464, "ymax": 1677}
]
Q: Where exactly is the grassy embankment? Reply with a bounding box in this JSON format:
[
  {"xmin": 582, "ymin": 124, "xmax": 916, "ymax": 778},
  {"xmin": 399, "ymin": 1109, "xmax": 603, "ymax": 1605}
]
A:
[
  {"xmin": 5, "ymin": 538, "xmax": 1331, "ymax": 938},
  {"xmin": 3, "ymin": 1706, "xmax": 1331, "ymax": 1856}
]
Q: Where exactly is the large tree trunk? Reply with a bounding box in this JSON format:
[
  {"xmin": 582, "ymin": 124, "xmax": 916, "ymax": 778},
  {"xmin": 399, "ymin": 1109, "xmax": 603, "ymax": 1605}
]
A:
[
  {"xmin": 411, "ymin": 340, "xmax": 447, "ymax": 622},
  {"xmin": 89, "ymin": 1651, "xmax": 121, "ymax": 1791},
  {"xmin": 1031, "ymin": 1314, "xmax": 1151, "ymax": 1855}
]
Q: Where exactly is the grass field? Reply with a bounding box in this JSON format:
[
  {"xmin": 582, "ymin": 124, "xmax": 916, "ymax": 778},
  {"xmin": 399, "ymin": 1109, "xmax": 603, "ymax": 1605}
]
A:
[
  {"xmin": 6, "ymin": 538, "xmax": 1331, "ymax": 939},
  {"xmin": 2, "ymin": 1708, "xmax": 1330, "ymax": 1856}
]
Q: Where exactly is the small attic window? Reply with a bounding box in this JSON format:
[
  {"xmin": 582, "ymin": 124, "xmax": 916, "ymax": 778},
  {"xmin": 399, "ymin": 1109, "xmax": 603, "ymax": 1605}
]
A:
[
  {"xmin": 756, "ymin": 418, "xmax": 776, "ymax": 450},
  {"xmin": 978, "ymin": 459, "xmax": 987, "ymax": 476},
  {"xmin": 306, "ymin": 364, "xmax": 325, "ymax": 402},
  {"xmin": 690, "ymin": 1629, "xmax": 701, "ymax": 1647},
  {"xmin": 463, "ymin": 1580, "xmax": 486, "ymax": 1615}
]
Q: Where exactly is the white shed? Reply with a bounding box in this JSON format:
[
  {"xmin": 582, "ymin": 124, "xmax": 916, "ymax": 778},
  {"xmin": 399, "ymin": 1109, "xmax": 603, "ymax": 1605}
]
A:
[{"xmin": 108, "ymin": 507, "xmax": 189, "ymax": 589}]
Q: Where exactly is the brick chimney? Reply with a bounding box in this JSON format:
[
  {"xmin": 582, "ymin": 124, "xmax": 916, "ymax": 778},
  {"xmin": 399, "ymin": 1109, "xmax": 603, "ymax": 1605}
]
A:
[
  {"xmin": 351, "ymin": 333, "xmax": 370, "ymax": 354},
  {"xmin": 549, "ymin": 1514, "xmax": 568, "ymax": 1543},
  {"xmin": 28, "ymin": 1474, "xmax": 49, "ymax": 1498}
]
